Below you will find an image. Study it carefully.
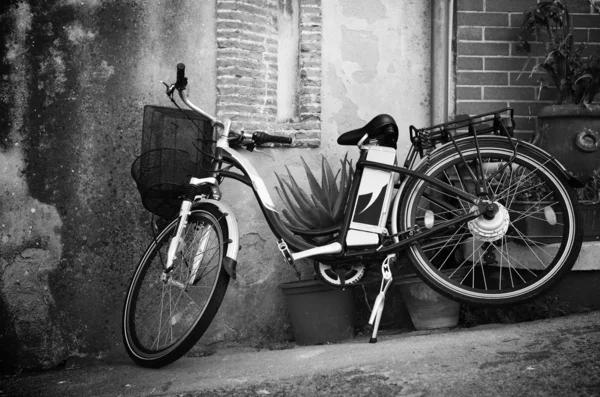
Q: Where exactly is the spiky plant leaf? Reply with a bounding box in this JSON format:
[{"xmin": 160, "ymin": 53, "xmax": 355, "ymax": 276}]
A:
[
  {"xmin": 275, "ymin": 185, "xmax": 314, "ymax": 229},
  {"xmin": 322, "ymin": 156, "xmax": 338, "ymax": 211},
  {"xmin": 275, "ymin": 173, "xmax": 303, "ymax": 213},
  {"xmin": 275, "ymin": 153, "xmax": 354, "ymax": 229},
  {"xmin": 275, "ymin": 175, "xmax": 322, "ymax": 226},
  {"xmin": 309, "ymin": 194, "xmax": 335, "ymax": 226},
  {"xmin": 300, "ymin": 157, "xmax": 329, "ymax": 208},
  {"xmin": 281, "ymin": 208, "xmax": 305, "ymax": 229},
  {"xmin": 276, "ymin": 175, "xmax": 322, "ymax": 228},
  {"xmin": 332, "ymin": 153, "xmax": 351, "ymax": 218},
  {"xmin": 283, "ymin": 166, "xmax": 315, "ymax": 211},
  {"xmin": 320, "ymin": 159, "xmax": 329, "ymax": 210}
]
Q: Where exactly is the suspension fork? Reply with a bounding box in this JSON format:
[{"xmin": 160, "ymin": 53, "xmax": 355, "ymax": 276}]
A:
[
  {"xmin": 187, "ymin": 220, "xmax": 212, "ymax": 284},
  {"xmin": 165, "ymin": 199, "xmax": 193, "ymax": 272},
  {"xmin": 164, "ymin": 177, "xmax": 219, "ymax": 273}
]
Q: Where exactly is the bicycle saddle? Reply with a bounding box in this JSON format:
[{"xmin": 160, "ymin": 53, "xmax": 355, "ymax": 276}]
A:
[{"xmin": 337, "ymin": 114, "xmax": 398, "ymax": 149}]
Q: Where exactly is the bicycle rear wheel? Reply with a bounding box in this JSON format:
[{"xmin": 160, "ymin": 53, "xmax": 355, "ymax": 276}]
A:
[
  {"xmin": 398, "ymin": 137, "xmax": 582, "ymax": 306},
  {"xmin": 123, "ymin": 207, "xmax": 229, "ymax": 367}
]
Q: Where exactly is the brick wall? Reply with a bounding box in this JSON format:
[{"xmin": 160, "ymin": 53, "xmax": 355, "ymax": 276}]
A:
[
  {"xmin": 216, "ymin": 0, "xmax": 321, "ymax": 147},
  {"xmin": 455, "ymin": 0, "xmax": 600, "ymax": 140}
]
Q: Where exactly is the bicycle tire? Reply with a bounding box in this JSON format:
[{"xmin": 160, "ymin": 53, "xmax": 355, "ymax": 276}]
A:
[
  {"xmin": 122, "ymin": 205, "xmax": 229, "ymax": 367},
  {"xmin": 397, "ymin": 137, "xmax": 582, "ymax": 306}
]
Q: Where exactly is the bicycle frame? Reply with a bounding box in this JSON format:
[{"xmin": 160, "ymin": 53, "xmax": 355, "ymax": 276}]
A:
[{"xmin": 174, "ymin": 89, "xmax": 493, "ymax": 268}]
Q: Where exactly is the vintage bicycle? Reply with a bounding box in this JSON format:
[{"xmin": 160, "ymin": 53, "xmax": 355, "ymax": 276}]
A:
[{"xmin": 123, "ymin": 63, "xmax": 583, "ymax": 367}]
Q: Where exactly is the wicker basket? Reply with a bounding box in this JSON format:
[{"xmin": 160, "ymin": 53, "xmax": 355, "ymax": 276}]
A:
[
  {"xmin": 132, "ymin": 149, "xmax": 207, "ymax": 218},
  {"xmin": 131, "ymin": 106, "xmax": 214, "ymax": 219}
]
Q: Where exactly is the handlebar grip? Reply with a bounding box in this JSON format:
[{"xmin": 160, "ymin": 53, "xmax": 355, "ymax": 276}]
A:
[
  {"xmin": 176, "ymin": 63, "xmax": 187, "ymax": 88},
  {"xmin": 253, "ymin": 132, "xmax": 292, "ymax": 145},
  {"xmin": 267, "ymin": 134, "xmax": 292, "ymax": 145}
]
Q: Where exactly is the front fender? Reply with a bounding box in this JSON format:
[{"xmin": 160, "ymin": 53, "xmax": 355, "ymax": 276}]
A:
[{"xmin": 192, "ymin": 199, "xmax": 240, "ymax": 279}]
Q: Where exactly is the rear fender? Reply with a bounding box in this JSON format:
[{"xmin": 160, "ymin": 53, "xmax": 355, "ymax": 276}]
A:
[
  {"xmin": 495, "ymin": 138, "xmax": 585, "ymax": 188},
  {"xmin": 448, "ymin": 136, "xmax": 585, "ymax": 189}
]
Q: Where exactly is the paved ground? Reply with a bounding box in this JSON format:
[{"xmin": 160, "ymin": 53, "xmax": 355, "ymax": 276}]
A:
[{"xmin": 1, "ymin": 311, "xmax": 600, "ymax": 397}]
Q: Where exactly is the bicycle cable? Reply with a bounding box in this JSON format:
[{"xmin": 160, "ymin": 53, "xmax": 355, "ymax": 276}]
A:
[{"xmin": 168, "ymin": 90, "xmax": 220, "ymax": 173}]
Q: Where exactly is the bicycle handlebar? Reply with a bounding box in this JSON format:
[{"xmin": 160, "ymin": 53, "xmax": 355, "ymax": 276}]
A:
[
  {"xmin": 253, "ymin": 131, "xmax": 293, "ymax": 145},
  {"xmin": 171, "ymin": 63, "xmax": 291, "ymax": 146}
]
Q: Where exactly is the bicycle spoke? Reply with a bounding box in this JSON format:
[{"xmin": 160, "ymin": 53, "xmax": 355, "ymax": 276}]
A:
[
  {"xmin": 493, "ymin": 240, "xmax": 539, "ymax": 276},
  {"xmin": 125, "ymin": 209, "xmax": 229, "ymax": 364},
  {"xmin": 400, "ymin": 140, "xmax": 579, "ymax": 304},
  {"xmin": 508, "ymin": 224, "xmax": 555, "ymax": 266}
]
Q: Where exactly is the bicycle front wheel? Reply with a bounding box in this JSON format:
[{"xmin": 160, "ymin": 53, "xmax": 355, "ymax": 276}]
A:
[
  {"xmin": 123, "ymin": 207, "xmax": 229, "ymax": 367},
  {"xmin": 398, "ymin": 137, "xmax": 582, "ymax": 306}
]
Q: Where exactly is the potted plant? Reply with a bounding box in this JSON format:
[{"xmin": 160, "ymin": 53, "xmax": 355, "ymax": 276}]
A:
[
  {"xmin": 276, "ymin": 155, "xmax": 357, "ymax": 345},
  {"xmin": 517, "ymin": 0, "xmax": 600, "ymax": 183},
  {"xmin": 577, "ymin": 169, "xmax": 600, "ymax": 241}
]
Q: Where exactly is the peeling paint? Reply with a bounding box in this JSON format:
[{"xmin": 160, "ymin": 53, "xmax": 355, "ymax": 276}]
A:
[
  {"xmin": 341, "ymin": 27, "xmax": 379, "ymax": 84},
  {"xmin": 60, "ymin": 0, "xmax": 102, "ymax": 8},
  {"xmin": 65, "ymin": 22, "xmax": 96, "ymax": 43},
  {"xmin": 0, "ymin": 147, "xmax": 64, "ymax": 370},
  {"xmin": 2, "ymin": 2, "xmax": 32, "ymax": 149},
  {"xmin": 340, "ymin": 0, "xmax": 387, "ymax": 24},
  {"xmin": 322, "ymin": 0, "xmax": 431, "ymax": 160},
  {"xmin": 38, "ymin": 47, "xmax": 68, "ymax": 104}
]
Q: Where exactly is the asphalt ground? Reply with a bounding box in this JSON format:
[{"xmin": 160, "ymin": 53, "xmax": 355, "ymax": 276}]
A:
[{"xmin": 1, "ymin": 310, "xmax": 599, "ymax": 397}]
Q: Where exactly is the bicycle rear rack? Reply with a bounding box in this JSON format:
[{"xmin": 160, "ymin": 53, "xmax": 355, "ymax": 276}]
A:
[{"xmin": 405, "ymin": 108, "xmax": 518, "ymax": 197}]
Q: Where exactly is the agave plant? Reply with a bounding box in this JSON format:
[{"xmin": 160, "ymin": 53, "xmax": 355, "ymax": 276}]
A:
[{"xmin": 275, "ymin": 153, "xmax": 354, "ymax": 229}]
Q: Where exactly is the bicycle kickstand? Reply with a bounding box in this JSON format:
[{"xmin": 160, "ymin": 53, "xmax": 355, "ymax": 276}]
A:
[{"xmin": 368, "ymin": 253, "xmax": 395, "ymax": 343}]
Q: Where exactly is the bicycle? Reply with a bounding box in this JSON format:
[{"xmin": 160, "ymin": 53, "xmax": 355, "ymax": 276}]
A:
[{"xmin": 122, "ymin": 63, "xmax": 583, "ymax": 368}]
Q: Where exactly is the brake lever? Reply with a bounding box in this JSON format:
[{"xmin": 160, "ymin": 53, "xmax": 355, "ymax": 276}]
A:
[{"xmin": 161, "ymin": 81, "xmax": 176, "ymax": 97}]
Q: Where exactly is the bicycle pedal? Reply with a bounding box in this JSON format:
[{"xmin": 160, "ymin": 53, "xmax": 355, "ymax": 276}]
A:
[{"xmin": 277, "ymin": 239, "xmax": 294, "ymax": 266}]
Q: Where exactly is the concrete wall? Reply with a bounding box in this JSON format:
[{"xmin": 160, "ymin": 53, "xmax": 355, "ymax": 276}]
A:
[
  {"xmin": 322, "ymin": 0, "xmax": 431, "ymax": 162},
  {"xmin": 0, "ymin": 0, "xmax": 217, "ymax": 371},
  {"xmin": 0, "ymin": 0, "xmax": 431, "ymax": 371}
]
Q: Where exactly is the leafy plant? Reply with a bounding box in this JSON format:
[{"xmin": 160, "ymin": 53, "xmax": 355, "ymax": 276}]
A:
[
  {"xmin": 460, "ymin": 295, "xmax": 570, "ymax": 327},
  {"xmin": 577, "ymin": 168, "xmax": 600, "ymax": 203},
  {"xmin": 493, "ymin": 165, "xmax": 554, "ymax": 202},
  {"xmin": 517, "ymin": 0, "xmax": 600, "ymax": 105},
  {"xmin": 275, "ymin": 154, "xmax": 354, "ymax": 230}
]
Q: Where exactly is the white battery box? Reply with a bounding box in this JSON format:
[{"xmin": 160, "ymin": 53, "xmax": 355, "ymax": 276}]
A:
[{"xmin": 346, "ymin": 146, "xmax": 397, "ymax": 246}]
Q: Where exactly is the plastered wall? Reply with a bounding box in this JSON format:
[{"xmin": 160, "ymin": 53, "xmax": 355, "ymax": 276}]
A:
[{"xmin": 0, "ymin": 0, "xmax": 431, "ymax": 371}]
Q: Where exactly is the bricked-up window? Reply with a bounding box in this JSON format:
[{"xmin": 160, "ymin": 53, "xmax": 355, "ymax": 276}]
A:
[
  {"xmin": 455, "ymin": 0, "xmax": 600, "ymax": 141},
  {"xmin": 277, "ymin": 0, "xmax": 300, "ymax": 123},
  {"xmin": 216, "ymin": 0, "xmax": 321, "ymax": 147}
]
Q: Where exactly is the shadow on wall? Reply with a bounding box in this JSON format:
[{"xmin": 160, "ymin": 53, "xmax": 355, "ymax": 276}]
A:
[{"xmin": 0, "ymin": 0, "xmax": 215, "ymax": 372}]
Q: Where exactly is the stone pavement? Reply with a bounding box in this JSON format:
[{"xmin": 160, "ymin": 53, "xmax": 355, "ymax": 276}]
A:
[{"xmin": 1, "ymin": 310, "xmax": 599, "ymax": 397}]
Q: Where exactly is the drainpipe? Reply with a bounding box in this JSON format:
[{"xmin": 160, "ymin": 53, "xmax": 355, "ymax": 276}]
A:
[{"xmin": 431, "ymin": 0, "xmax": 454, "ymax": 125}]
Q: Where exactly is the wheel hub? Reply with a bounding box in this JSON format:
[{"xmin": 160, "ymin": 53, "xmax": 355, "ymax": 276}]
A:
[{"xmin": 468, "ymin": 201, "xmax": 509, "ymax": 242}]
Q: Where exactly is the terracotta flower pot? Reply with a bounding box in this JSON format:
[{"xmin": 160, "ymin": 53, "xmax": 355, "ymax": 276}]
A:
[
  {"xmin": 397, "ymin": 274, "xmax": 460, "ymax": 330},
  {"xmin": 279, "ymin": 279, "xmax": 354, "ymax": 345},
  {"xmin": 536, "ymin": 104, "xmax": 600, "ymax": 183}
]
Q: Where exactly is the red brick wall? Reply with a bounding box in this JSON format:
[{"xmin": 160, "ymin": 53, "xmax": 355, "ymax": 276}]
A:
[
  {"xmin": 216, "ymin": 0, "xmax": 321, "ymax": 147},
  {"xmin": 455, "ymin": 0, "xmax": 600, "ymax": 140}
]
